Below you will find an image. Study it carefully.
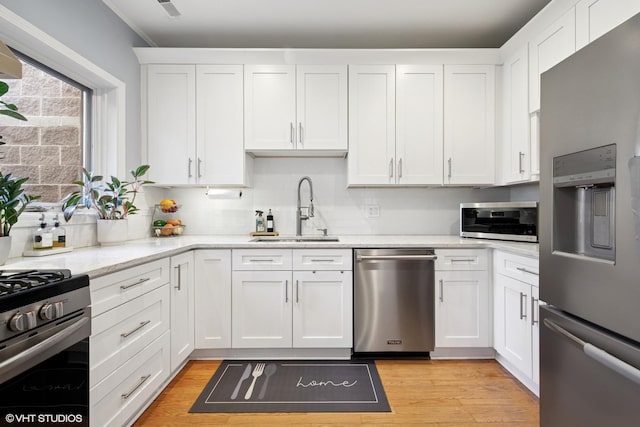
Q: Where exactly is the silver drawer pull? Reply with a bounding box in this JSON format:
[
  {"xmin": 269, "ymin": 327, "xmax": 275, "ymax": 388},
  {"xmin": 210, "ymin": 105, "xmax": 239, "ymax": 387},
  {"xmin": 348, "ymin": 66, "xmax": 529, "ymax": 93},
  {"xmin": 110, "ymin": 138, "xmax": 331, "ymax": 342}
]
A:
[
  {"xmin": 121, "ymin": 374, "xmax": 151, "ymax": 400},
  {"xmin": 450, "ymin": 258, "xmax": 476, "ymax": 262},
  {"xmin": 309, "ymin": 259, "xmax": 334, "ymax": 263},
  {"xmin": 516, "ymin": 267, "xmax": 539, "ymax": 276},
  {"xmin": 121, "ymin": 320, "xmax": 151, "ymax": 338},
  {"xmin": 120, "ymin": 277, "xmax": 150, "ymax": 290},
  {"xmin": 520, "ymin": 292, "xmax": 527, "ymax": 320},
  {"xmin": 248, "ymin": 259, "xmax": 276, "ymax": 263},
  {"xmin": 357, "ymin": 254, "xmax": 437, "ymax": 261},
  {"xmin": 439, "ymin": 279, "xmax": 444, "ymax": 303}
]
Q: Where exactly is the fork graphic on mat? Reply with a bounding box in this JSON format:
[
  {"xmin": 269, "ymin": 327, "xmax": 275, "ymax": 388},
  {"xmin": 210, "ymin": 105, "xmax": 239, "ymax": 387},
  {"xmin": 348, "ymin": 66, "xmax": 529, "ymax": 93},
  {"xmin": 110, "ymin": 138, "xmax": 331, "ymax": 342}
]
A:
[{"xmin": 244, "ymin": 363, "xmax": 265, "ymax": 399}]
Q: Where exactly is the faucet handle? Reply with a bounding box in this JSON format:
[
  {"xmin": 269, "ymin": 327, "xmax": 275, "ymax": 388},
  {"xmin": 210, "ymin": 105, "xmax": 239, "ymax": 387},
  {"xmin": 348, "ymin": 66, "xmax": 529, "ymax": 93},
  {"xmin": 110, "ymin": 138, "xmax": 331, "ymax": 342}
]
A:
[{"xmin": 317, "ymin": 228, "xmax": 328, "ymax": 236}]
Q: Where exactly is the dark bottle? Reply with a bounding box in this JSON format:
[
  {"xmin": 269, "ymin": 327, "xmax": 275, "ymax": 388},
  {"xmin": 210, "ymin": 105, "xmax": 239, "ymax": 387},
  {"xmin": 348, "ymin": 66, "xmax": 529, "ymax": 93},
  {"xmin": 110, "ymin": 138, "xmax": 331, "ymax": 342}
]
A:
[{"xmin": 266, "ymin": 209, "xmax": 274, "ymax": 232}]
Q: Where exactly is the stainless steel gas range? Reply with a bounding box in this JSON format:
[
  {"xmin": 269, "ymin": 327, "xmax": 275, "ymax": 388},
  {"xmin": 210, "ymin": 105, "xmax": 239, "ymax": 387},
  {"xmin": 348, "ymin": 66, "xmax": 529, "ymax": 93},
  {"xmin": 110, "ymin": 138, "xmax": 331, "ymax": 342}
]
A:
[{"xmin": 0, "ymin": 269, "xmax": 91, "ymax": 426}]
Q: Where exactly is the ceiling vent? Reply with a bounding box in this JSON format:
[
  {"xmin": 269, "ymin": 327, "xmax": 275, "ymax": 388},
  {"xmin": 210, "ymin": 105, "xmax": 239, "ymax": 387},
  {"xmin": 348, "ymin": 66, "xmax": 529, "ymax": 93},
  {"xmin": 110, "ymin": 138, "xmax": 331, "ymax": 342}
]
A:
[{"xmin": 157, "ymin": 0, "xmax": 181, "ymax": 18}]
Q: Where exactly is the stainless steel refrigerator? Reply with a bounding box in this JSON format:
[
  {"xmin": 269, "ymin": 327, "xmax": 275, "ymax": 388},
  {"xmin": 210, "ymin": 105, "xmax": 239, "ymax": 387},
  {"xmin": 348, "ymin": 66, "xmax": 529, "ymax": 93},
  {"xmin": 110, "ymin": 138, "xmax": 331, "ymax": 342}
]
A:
[{"xmin": 539, "ymin": 12, "xmax": 640, "ymax": 426}]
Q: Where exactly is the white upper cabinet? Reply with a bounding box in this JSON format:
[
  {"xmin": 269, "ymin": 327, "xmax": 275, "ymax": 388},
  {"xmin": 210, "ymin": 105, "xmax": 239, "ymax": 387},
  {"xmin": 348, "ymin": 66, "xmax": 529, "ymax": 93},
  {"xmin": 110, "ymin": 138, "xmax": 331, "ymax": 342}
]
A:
[
  {"xmin": 146, "ymin": 65, "xmax": 196, "ymax": 185},
  {"xmin": 501, "ymin": 46, "xmax": 531, "ymax": 184},
  {"xmin": 348, "ymin": 65, "xmax": 396, "ymax": 185},
  {"xmin": 396, "ymin": 65, "xmax": 444, "ymax": 185},
  {"xmin": 196, "ymin": 65, "xmax": 246, "ymax": 185},
  {"xmin": 296, "ymin": 65, "xmax": 348, "ymax": 151},
  {"xmin": 244, "ymin": 64, "xmax": 347, "ymax": 154},
  {"xmin": 576, "ymin": 0, "xmax": 640, "ymax": 49},
  {"xmin": 529, "ymin": 7, "xmax": 576, "ymax": 112},
  {"xmin": 444, "ymin": 65, "xmax": 496, "ymax": 185},
  {"xmin": 144, "ymin": 64, "xmax": 247, "ymax": 186}
]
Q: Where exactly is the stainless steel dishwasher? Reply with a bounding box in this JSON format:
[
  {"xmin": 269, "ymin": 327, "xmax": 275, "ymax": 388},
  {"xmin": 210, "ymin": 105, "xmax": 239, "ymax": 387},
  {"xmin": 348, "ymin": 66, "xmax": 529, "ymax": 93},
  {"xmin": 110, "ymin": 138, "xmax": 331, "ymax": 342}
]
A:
[{"xmin": 354, "ymin": 248, "xmax": 436, "ymax": 355}]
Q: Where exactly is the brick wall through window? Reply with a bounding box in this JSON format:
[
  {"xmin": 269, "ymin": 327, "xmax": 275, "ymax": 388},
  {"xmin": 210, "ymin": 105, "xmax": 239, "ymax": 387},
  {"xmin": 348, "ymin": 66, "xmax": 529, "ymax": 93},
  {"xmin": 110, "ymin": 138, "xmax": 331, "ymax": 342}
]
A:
[{"xmin": 0, "ymin": 60, "xmax": 84, "ymax": 203}]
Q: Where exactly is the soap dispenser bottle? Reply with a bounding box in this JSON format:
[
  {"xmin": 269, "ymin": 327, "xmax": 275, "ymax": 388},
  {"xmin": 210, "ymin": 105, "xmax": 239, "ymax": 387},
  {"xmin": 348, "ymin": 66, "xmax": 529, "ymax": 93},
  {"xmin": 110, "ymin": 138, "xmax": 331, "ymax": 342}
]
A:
[
  {"xmin": 51, "ymin": 214, "xmax": 66, "ymax": 248},
  {"xmin": 33, "ymin": 214, "xmax": 53, "ymax": 250},
  {"xmin": 255, "ymin": 210, "xmax": 266, "ymax": 232},
  {"xmin": 266, "ymin": 209, "xmax": 275, "ymax": 232}
]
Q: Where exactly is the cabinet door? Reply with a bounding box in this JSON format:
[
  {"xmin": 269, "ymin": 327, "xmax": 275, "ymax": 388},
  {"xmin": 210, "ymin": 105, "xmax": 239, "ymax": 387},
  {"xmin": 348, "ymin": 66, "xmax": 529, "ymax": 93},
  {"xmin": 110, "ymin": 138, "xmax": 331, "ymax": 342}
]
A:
[
  {"xmin": 348, "ymin": 65, "xmax": 396, "ymax": 185},
  {"xmin": 232, "ymin": 271, "xmax": 292, "ymax": 348},
  {"xmin": 146, "ymin": 65, "xmax": 196, "ymax": 185},
  {"xmin": 443, "ymin": 65, "xmax": 495, "ymax": 185},
  {"xmin": 396, "ymin": 65, "xmax": 444, "ymax": 185},
  {"xmin": 196, "ymin": 65, "xmax": 246, "ymax": 185},
  {"xmin": 292, "ymin": 271, "xmax": 353, "ymax": 348},
  {"xmin": 244, "ymin": 65, "xmax": 296, "ymax": 150},
  {"xmin": 435, "ymin": 270, "xmax": 490, "ymax": 348},
  {"xmin": 170, "ymin": 251, "xmax": 195, "ymax": 372},
  {"xmin": 576, "ymin": 0, "xmax": 640, "ymax": 50},
  {"xmin": 494, "ymin": 274, "xmax": 533, "ymax": 378},
  {"xmin": 529, "ymin": 7, "xmax": 576, "ymax": 112},
  {"xmin": 502, "ymin": 46, "xmax": 531, "ymax": 184},
  {"xmin": 296, "ymin": 65, "xmax": 347, "ymax": 151},
  {"xmin": 194, "ymin": 250, "xmax": 231, "ymax": 349}
]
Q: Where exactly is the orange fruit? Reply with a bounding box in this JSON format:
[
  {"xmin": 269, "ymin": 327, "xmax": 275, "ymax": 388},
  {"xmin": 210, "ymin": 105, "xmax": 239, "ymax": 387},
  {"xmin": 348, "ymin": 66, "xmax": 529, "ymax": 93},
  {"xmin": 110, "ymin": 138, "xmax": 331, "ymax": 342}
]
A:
[
  {"xmin": 166, "ymin": 219, "xmax": 182, "ymax": 226},
  {"xmin": 161, "ymin": 224, "xmax": 174, "ymax": 236}
]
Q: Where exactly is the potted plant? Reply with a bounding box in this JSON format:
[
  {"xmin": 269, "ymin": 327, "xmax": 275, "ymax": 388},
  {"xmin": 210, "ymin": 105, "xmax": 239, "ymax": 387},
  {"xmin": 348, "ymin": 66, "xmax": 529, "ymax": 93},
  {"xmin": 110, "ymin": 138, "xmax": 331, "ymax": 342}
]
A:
[
  {"xmin": 0, "ymin": 172, "xmax": 38, "ymax": 263},
  {"xmin": 62, "ymin": 165, "xmax": 153, "ymax": 245}
]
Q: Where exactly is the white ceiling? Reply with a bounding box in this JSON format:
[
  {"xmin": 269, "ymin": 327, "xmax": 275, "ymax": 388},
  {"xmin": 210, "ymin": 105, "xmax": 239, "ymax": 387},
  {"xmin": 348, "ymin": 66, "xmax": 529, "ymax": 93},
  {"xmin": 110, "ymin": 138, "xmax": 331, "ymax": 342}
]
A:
[{"xmin": 102, "ymin": 0, "xmax": 552, "ymax": 49}]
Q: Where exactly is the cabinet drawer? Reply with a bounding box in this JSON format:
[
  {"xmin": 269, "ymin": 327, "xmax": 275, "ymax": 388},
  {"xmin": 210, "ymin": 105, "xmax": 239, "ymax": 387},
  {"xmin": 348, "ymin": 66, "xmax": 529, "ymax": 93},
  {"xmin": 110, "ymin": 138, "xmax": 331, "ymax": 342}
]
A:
[
  {"xmin": 91, "ymin": 258, "xmax": 170, "ymax": 316},
  {"xmin": 90, "ymin": 331, "xmax": 170, "ymax": 427},
  {"xmin": 293, "ymin": 249, "xmax": 352, "ymax": 270},
  {"xmin": 232, "ymin": 249, "xmax": 292, "ymax": 270},
  {"xmin": 90, "ymin": 284, "xmax": 170, "ymax": 388},
  {"xmin": 435, "ymin": 249, "xmax": 488, "ymax": 271},
  {"xmin": 494, "ymin": 250, "xmax": 539, "ymax": 286}
]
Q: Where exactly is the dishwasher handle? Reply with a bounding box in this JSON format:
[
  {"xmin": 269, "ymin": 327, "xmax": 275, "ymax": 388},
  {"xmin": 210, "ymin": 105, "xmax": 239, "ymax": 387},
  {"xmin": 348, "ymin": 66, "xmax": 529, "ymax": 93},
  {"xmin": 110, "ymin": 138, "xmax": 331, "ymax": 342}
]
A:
[{"xmin": 356, "ymin": 254, "xmax": 437, "ymax": 261}]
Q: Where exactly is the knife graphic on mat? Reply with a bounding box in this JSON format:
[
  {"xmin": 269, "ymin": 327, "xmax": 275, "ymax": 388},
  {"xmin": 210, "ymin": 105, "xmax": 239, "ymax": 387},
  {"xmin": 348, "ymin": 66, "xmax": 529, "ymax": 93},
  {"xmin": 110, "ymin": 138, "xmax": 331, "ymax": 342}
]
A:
[{"xmin": 230, "ymin": 363, "xmax": 252, "ymax": 400}]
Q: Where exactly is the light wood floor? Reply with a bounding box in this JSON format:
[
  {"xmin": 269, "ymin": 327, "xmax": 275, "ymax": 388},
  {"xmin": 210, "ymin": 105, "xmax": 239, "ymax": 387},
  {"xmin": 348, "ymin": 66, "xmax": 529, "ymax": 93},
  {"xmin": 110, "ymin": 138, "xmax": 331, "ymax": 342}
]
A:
[{"xmin": 134, "ymin": 359, "xmax": 539, "ymax": 426}]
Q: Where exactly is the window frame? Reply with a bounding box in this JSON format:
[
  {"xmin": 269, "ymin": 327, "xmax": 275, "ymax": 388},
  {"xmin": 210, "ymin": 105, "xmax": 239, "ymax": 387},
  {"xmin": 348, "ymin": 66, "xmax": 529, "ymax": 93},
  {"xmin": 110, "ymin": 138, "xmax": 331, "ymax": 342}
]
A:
[{"xmin": 0, "ymin": 5, "xmax": 126, "ymax": 179}]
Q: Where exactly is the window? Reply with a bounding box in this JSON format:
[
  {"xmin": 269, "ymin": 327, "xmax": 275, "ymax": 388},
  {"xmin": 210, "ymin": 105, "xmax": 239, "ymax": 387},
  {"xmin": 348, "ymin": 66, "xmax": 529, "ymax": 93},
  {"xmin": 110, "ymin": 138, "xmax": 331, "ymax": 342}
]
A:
[{"xmin": 0, "ymin": 53, "xmax": 92, "ymax": 203}]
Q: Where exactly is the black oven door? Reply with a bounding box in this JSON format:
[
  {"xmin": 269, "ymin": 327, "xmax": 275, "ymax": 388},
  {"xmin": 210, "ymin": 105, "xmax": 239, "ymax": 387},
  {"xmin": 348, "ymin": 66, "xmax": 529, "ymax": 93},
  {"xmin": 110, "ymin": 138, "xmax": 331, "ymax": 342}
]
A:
[{"xmin": 0, "ymin": 313, "xmax": 90, "ymax": 427}]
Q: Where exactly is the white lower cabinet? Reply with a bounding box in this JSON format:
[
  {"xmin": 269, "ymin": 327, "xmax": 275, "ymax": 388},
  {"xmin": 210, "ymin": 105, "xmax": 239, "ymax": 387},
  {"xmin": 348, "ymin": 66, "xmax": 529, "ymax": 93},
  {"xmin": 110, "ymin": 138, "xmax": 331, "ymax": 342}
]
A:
[
  {"xmin": 194, "ymin": 250, "xmax": 232, "ymax": 349},
  {"xmin": 231, "ymin": 249, "xmax": 352, "ymax": 349},
  {"xmin": 90, "ymin": 331, "xmax": 171, "ymax": 427},
  {"xmin": 89, "ymin": 259, "xmax": 172, "ymax": 427},
  {"xmin": 170, "ymin": 251, "xmax": 195, "ymax": 372},
  {"xmin": 434, "ymin": 249, "xmax": 490, "ymax": 349},
  {"xmin": 493, "ymin": 250, "xmax": 541, "ymax": 395}
]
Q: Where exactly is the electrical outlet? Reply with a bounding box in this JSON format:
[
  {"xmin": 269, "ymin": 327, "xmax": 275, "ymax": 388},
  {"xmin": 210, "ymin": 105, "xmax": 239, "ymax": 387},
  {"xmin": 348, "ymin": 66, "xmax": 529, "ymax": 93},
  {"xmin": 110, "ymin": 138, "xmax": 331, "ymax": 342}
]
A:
[{"xmin": 365, "ymin": 205, "xmax": 380, "ymax": 218}]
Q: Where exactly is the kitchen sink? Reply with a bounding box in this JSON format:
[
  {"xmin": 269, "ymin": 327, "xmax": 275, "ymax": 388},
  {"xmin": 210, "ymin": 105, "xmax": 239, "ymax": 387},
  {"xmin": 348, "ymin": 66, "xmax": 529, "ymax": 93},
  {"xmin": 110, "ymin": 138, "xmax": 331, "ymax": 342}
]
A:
[{"xmin": 249, "ymin": 236, "xmax": 340, "ymax": 242}]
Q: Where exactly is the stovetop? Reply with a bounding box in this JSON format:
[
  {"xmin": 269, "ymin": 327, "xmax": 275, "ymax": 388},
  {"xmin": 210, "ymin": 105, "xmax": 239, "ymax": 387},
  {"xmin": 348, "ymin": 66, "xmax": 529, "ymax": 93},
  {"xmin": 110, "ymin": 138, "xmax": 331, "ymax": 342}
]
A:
[{"xmin": 0, "ymin": 269, "xmax": 72, "ymax": 297}]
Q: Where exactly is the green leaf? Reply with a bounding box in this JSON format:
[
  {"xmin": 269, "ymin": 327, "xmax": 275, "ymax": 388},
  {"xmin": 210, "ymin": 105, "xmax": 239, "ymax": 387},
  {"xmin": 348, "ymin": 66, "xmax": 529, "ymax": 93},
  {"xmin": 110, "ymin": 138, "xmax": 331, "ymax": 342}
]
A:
[
  {"xmin": 0, "ymin": 82, "xmax": 8, "ymax": 97},
  {"xmin": 0, "ymin": 109, "xmax": 27, "ymax": 121}
]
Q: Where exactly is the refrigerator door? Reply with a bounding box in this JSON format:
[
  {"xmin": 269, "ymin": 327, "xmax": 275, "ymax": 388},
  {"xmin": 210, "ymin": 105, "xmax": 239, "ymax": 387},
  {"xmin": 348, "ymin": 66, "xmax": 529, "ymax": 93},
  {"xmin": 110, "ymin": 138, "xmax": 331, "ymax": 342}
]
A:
[
  {"xmin": 540, "ymin": 306, "xmax": 640, "ymax": 426},
  {"xmin": 539, "ymin": 12, "xmax": 640, "ymax": 342}
]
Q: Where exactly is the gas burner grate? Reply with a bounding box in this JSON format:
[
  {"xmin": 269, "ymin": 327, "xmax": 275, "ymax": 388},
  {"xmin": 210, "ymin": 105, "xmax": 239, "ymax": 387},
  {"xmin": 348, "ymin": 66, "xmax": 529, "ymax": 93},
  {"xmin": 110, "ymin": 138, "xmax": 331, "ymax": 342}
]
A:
[{"xmin": 0, "ymin": 269, "xmax": 72, "ymax": 297}]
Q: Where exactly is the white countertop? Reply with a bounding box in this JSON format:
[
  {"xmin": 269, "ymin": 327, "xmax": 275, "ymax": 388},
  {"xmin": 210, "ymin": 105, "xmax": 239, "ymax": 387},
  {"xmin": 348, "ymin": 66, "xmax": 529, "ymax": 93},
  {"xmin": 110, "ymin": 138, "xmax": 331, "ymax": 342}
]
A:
[{"xmin": 3, "ymin": 235, "xmax": 538, "ymax": 278}]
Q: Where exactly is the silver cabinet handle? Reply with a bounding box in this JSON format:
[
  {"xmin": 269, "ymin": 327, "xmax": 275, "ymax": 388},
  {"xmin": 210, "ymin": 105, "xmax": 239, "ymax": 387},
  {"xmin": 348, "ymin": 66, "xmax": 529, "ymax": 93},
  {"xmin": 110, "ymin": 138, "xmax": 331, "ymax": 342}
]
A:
[
  {"xmin": 448, "ymin": 158, "xmax": 452, "ymax": 178},
  {"xmin": 120, "ymin": 277, "xmax": 150, "ymax": 290},
  {"xmin": 531, "ymin": 297, "xmax": 539, "ymax": 326},
  {"xmin": 296, "ymin": 280, "xmax": 299, "ymax": 303},
  {"xmin": 450, "ymin": 258, "xmax": 476, "ymax": 263},
  {"xmin": 516, "ymin": 267, "xmax": 539, "ymax": 276},
  {"xmin": 520, "ymin": 292, "xmax": 527, "ymax": 320},
  {"xmin": 357, "ymin": 254, "xmax": 438, "ymax": 261},
  {"xmin": 439, "ymin": 279, "xmax": 444, "ymax": 303},
  {"xmin": 197, "ymin": 157, "xmax": 202, "ymax": 178},
  {"xmin": 310, "ymin": 259, "xmax": 333, "ymax": 263},
  {"xmin": 299, "ymin": 123, "xmax": 303, "ymax": 144},
  {"xmin": 285, "ymin": 280, "xmax": 289, "ymax": 303},
  {"xmin": 544, "ymin": 318, "xmax": 640, "ymax": 386},
  {"xmin": 188, "ymin": 158, "xmax": 193, "ymax": 178},
  {"xmin": 389, "ymin": 158, "xmax": 394, "ymax": 178},
  {"xmin": 290, "ymin": 122, "xmax": 295, "ymax": 145},
  {"xmin": 398, "ymin": 158, "xmax": 403, "ymax": 178},
  {"xmin": 519, "ymin": 151, "xmax": 525, "ymax": 174},
  {"xmin": 247, "ymin": 258, "xmax": 277, "ymax": 263},
  {"xmin": 121, "ymin": 320, "xmax": 151, "ymax": 338},
  {"xmin": 122, "ymin": 374, "xmax": 151, "ymax": 400},
  {"xmin": 174, "ymin": 264, "xmax": 181, "ymax": 290}
]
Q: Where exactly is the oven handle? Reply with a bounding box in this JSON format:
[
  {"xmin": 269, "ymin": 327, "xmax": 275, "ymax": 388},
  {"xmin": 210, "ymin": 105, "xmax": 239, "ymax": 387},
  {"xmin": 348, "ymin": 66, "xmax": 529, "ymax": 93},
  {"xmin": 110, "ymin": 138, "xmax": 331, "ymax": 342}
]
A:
[
  {"xmin": 356, "ymin": 254, "xmax": 437, "ymax": 261},
  {"xmin": 0, "ymin": 316, "xmax": 89, "ymax": 379}
]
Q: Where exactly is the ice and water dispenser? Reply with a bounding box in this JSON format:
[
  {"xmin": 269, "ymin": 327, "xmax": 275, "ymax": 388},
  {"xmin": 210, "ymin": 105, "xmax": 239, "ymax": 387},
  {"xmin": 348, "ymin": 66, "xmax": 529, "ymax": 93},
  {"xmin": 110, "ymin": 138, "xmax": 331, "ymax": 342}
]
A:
[{"xmin": 552, "ymin": 144, "xmax": 616, "ymax": 262}]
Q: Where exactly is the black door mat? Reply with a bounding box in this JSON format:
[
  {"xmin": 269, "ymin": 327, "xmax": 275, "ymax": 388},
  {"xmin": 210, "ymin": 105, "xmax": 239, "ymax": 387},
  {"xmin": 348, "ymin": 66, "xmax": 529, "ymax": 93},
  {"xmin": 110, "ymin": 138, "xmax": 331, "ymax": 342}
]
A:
[{"xmin": 190, "ymin": 359, "xmax": 391, "ymax": 413}]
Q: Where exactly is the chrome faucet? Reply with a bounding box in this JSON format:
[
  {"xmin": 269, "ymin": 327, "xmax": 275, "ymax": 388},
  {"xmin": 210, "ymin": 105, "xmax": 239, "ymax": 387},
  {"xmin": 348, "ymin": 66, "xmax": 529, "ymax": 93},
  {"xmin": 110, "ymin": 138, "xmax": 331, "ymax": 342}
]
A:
[{"xmin": 296, "ymin": 176, "xmax": 314, "ymax": 236}]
